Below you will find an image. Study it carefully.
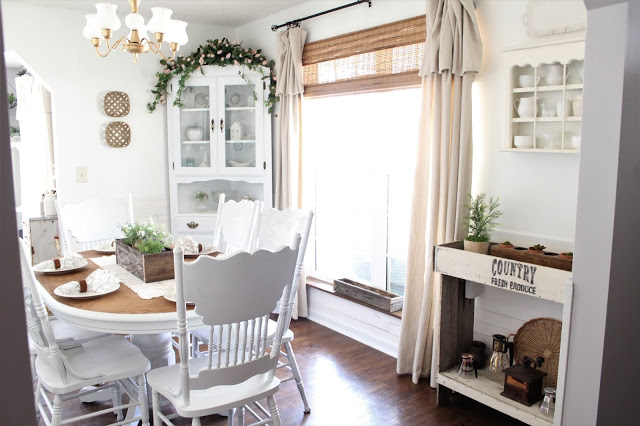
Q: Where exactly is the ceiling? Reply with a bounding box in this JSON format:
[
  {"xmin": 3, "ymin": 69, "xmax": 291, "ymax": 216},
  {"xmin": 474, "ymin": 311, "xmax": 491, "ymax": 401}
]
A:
[{"xmin": 4, "ymin": 0, "xmax": 307, "ymax": 27}]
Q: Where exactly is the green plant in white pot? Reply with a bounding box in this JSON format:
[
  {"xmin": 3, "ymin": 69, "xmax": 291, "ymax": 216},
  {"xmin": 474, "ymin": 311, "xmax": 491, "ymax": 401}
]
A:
[{"xmin": 462, "ymin": 193, "xmax": 502, "ymax": 254}]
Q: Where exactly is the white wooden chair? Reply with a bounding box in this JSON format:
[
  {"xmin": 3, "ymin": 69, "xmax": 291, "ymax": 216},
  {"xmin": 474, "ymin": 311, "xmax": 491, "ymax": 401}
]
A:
[
  {"xmin": 192, "ymin": 207, "xmax": 314, "ymax": 413},
  {"xmin": 148, "ymin": 241, "xmax": 300, "ymax": 426},
  {"xmin": 212, "ymin": 193, "xmax": 261, "ymax": 254},
  {"xmin": 56, "ymin": 194, "xmax": 134, "ymax": 252},
  {"xmin": 20, "ymin": 238, "xmax": 151, "ymax": 426}
]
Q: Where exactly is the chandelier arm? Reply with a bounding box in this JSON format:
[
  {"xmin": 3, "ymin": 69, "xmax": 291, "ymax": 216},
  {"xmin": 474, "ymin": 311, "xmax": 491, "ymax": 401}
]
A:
[
  {"xmin": 145, "ymin": 39, "xmax": 177, "ymax": 62},
  {"xmin": 94, "ymin": 45, "xmax": 113, "ymax": 58},
  {"xmin": 106, "ymin": 35, "xmax": 129, "ymax": 52}
]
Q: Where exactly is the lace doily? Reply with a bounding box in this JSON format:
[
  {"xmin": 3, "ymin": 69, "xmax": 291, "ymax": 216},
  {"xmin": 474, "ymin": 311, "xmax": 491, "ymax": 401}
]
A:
[{"xmin": 89, "ymin": 256, "xmax": 174, "ymax": 300}]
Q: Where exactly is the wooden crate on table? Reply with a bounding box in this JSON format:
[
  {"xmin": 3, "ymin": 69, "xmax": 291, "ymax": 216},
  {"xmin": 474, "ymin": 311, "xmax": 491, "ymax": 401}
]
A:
[
  {"xmin": 333, "ymin": 278, "xmax": 403, "ymax": 312},
  {"xmin": 115, "ymin": 239, "xmax": 174, "ymax": 282}
]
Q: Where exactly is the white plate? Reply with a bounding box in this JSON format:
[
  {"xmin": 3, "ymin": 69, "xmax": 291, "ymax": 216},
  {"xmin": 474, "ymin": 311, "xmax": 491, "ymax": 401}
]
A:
[
  {"xmin": 54, "ymin": 281, "xmax": 120, "ymax": 299},
  {"xmin": 184, "ymin": 245, "xmax": 217, "ymax": 257},
  {"xmin": 33, "ymin": 259, "xmax": 89, "ymax": 274},
  {"xmin": 163, "ymin": 290, "xmax": 195, "ymax": 305},
  {"xmin": 95, "ymin": 243, "xmax": 116, "ymax": 254}
]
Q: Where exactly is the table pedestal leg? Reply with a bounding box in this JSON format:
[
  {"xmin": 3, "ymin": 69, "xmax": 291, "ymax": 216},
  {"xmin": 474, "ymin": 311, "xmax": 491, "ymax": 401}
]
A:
[{"xmin": 130, "ymin": 333, "xmax": 176, "ymax": 368}]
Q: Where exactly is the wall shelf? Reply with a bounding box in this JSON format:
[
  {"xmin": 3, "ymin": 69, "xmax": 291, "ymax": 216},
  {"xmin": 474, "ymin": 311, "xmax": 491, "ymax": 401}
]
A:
[{"xmin": 499, "ymin": 148, "xmax": 579, "ymax": 154}]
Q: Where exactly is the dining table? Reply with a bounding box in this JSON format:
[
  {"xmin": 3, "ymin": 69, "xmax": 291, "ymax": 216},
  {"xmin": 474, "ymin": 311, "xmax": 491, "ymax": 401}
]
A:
[{"xmin": 33, "ymin": 250, "xmax": 210, "ymax": 369}]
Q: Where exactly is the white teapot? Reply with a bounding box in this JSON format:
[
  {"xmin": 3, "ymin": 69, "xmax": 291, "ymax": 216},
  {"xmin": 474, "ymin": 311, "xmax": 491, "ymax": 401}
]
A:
[{"xmin": 514, "ymin": 97, "xmax": 536, "ymax": 118}]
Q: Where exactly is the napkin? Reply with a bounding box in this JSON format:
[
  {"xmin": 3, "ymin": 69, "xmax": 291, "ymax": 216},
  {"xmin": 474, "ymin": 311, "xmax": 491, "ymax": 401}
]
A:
[
  {"xmin": 174, "ymin": 236, "xmax": 212, "ymax": 255},
  {"xmin": 57, "ymin": 269, "xmax": 120, "ymax": 295},
  {"xmin": 39, "ymin": 251, "xmax": 85, "ymax": 270}
]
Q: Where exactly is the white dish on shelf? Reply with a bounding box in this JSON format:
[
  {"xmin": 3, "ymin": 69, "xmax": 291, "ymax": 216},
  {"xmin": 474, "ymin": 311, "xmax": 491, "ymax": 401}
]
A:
[
  {"xmin": 514, "ymin": 135, "xmax": 534, "ymax": 148},
  {"xmin": 229, "ymin": 160, "xmax": 254, "ymax": 167}
]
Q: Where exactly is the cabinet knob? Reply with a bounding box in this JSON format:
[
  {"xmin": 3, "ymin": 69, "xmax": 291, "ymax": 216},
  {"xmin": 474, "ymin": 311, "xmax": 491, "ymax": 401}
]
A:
[
  {"xmin": 210, "ymin": 119, "xmax": 215, "ymax": 131},
  {"xmin": 186, "ymin": 221, "xmax": 199, "ymax": 229},
  {"xmin": 220, "ymin": 118, "xmax": 224, "ymax": 133}
]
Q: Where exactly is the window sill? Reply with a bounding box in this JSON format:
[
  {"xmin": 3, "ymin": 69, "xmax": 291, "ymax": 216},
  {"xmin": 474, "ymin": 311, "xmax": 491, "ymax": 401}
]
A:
[{"xmin": 306, "ymin": 277, "xmax": 403, "ymax": 320}]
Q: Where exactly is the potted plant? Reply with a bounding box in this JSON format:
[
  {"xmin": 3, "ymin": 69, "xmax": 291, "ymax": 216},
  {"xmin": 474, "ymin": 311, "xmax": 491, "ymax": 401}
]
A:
[
  {"xmin": 500, "ymin": 240, "xmax": 514, "ymax": 248},
  {"xmin": 462, "ymin": 193, "xmax": 502, "ymax": 254},
  {"xmin": 528, "ymin": 244, "xmax": 546, "ymax": 254},
  {"xmin": 10, "ymin": 125, "xmax": 19, "ymax": 142},
  {"xmin": 193, "ymin": 190, "xmax": 209, "ymax": 212},
  {"xmin": 8, "ymin": 92, "xmax": 17, "ymax": 109},
  {"xmin": 559, "ymin": 252, "xmax": 573, "ymax": 259},
  {"xmin": 115, "ymin": 221, "xmax": 174, "ymax": 282}
]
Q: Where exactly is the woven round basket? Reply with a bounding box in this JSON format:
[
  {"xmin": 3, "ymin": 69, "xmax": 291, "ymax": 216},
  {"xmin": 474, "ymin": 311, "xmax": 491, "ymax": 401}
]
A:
[
  {"xmin": 105, "ymin": 121, "xmax": 131, "ymax": 148},
  {"xmin": 104, "ymin": 91, "xmax": 130, "ymax": 117},
  {"xmin": 514, "ymin": 317, "xmax": 562, "ymax": 388}
]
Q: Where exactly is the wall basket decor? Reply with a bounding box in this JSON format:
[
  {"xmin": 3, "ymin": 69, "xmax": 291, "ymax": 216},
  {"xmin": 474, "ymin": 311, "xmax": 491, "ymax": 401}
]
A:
[
  {"xmin": 105, "ymin": 121, "xmax": 131, "ymax": 148},
  {"xmin": 104, "ymin": 91, "xmax": 130, "ymax": 117}
]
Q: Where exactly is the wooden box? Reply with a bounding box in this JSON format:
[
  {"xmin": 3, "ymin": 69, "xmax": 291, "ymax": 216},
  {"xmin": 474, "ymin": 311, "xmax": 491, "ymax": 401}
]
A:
[
  {"xmin": 115, "ymin": 239, "xmax": 174, "ymax": 282},
  {"xmin": 333, "ymin": 278, "xmax": 403, "ymax": 312},
  {"xmin": 490, "ymin": 244, "xmax": 573, "ymax": 272}
]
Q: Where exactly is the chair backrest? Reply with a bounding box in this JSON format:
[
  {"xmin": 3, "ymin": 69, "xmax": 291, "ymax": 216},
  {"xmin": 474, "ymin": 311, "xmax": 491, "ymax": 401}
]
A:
[
  {"xmin": 18, "ymin": 238, "xmax": 67, "ymax": 383},
  {"xmin": 58, "ymin": 196, "xmax": 132, "ymax": 251},
  {"xmin": 213, "ymin": 193, "xmax": 261, "ymax": 254},
  {"xmin": 172, "ymin": 240, "xmax": 300, "ymax": 406},
  {"xmin": 253, "ymin": 208, "xmax": 314, "ymax": 332}
]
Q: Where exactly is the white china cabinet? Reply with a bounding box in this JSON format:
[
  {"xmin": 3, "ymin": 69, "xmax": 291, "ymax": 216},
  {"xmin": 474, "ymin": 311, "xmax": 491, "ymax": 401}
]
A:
[
  {"xmin": 503, "ymin": 40, "xmax": 585, "ymax": 153},
  {"xmin": 167, "ymin": 66, "xmax": 272, "ymax": 242}
]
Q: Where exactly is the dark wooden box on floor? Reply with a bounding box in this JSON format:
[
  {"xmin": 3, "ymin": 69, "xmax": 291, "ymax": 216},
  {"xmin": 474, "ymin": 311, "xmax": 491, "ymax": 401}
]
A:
[
  {"xmin": 115, "ymin": 239, "xmax": 174, "ymax": 282},
  {"xmin": 333, "ymin": 278, "xmax": 403, "ymax": 312}
]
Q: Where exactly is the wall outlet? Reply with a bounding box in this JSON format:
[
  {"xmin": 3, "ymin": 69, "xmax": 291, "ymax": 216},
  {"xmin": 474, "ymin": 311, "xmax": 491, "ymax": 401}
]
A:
[{"xmin": 76, "ymin": 167, "xmax": 88, "ymax": 183}]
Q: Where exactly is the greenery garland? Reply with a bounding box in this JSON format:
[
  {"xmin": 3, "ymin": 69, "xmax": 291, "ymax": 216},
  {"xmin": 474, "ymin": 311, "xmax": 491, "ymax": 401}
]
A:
[{"xmin": 147, "ymin": 37, "xmax": 279, "ymax": 114}]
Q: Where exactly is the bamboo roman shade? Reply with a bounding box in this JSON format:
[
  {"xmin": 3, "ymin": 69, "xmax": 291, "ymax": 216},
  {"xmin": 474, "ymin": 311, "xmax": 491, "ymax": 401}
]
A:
[{"xmin": 302, "ymin": 15, "xmax": 426, "ymax": 97}]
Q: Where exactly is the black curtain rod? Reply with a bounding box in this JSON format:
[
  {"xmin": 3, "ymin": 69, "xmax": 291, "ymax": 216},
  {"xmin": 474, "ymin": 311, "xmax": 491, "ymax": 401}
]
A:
[{"xmin": 271, "ymin": 0, "xmax": 372, "ymax": 32}]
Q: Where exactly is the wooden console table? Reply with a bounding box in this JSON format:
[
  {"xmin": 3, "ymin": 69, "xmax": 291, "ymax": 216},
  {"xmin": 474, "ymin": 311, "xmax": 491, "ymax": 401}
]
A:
[{"xmin": 434, "ymin": 241, "xmax": 573, "ymax": 426}]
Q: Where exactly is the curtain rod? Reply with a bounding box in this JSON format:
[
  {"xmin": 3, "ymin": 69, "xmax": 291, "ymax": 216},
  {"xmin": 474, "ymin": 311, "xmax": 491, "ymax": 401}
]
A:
[{"xmin": 271, "ymin": 0, "xmax": 372, "ymax": 32}]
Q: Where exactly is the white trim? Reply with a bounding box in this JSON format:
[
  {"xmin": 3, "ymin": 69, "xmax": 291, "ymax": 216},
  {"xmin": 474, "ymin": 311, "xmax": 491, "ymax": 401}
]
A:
[{"xmin": 307, "ymin": 286, "xmax": 400, "ymax": 358}]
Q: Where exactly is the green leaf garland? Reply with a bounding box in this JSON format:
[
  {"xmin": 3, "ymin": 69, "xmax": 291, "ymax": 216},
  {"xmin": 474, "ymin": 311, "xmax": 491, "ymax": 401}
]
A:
[{"xmin": 147, "ymin": 38, "xmax": 280, "ymax": 114}]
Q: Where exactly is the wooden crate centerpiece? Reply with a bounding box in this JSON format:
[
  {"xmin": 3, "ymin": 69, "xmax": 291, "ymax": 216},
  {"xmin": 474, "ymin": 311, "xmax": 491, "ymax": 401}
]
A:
[
  {"xmin": 115, "ymin": 239, "xmax": 174, "ymax": 283},
  {"xmin": 333, "ymin": 278, "xmax": 403, "ymax": 312}
]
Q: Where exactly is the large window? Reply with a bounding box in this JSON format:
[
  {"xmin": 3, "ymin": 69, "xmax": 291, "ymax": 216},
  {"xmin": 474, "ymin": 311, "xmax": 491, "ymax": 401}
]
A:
[
  {"xmin": 302, "ymin": 89, "xmax": 420, "ymax": 295},
  {"xmin": 301, "ymin": 16, "xmax": 426, "ymax": 295}
]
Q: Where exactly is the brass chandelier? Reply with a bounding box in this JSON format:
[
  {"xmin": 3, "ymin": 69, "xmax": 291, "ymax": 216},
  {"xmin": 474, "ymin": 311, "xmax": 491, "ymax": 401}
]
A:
[{"xmin": 83, "ymin": 0, "xmax": 188, "ymax": 63}]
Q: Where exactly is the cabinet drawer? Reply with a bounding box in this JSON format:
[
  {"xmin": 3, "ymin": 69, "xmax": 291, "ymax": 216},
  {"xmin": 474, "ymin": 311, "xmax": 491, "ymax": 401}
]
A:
[{"xmin": 174, "ymin": 215, "xmax": 217, "ymax": 235}]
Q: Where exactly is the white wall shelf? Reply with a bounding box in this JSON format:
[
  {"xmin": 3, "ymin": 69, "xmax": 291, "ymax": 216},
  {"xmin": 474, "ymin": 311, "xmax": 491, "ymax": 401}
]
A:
[
  {"xmin": 499, "ymin": 148, "xmax": 579, "ymax": 154},
  {"xmin": 505, "ymin": 40, "xmax": 585, "ymax": 152}
]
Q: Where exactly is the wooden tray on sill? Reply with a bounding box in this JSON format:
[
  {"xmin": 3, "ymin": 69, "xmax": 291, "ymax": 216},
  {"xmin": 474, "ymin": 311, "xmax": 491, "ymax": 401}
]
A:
[{"xmin": 333, "ymin": 278, "xmax": 403, "ymax": 312}]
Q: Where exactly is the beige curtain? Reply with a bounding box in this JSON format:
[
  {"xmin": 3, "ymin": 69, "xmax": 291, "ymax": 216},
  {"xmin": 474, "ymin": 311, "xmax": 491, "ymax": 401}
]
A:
[
  {"xmin": 397, "ymin": 0, "xmax": 482, "ymax": 385},
  {"xmin": 275, "ymin": 27, "xmax": 309, "ymax": 318}
]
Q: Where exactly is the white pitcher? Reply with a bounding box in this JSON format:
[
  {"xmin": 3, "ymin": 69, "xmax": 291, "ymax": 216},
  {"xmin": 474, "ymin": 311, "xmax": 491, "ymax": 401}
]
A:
[
  {"xmin": 514, "ymin": 97, "xmax": 536, "ymax": 118},
  {"xmin": 546, "ymin": 64, "xmax": 570, "ymax": 85}
]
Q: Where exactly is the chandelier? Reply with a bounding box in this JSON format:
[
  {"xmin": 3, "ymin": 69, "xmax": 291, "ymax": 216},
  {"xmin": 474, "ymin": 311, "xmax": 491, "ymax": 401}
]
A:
[{"xmin": 83, "ymin": 0, "xmax": 188, "ymax": 63}]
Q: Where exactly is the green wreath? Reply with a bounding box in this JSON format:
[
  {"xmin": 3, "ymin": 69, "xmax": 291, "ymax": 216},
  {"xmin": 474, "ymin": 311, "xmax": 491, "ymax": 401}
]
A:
[{"xmin": 147, "ymin": 38, "xmax": 279, "ymax": 114}]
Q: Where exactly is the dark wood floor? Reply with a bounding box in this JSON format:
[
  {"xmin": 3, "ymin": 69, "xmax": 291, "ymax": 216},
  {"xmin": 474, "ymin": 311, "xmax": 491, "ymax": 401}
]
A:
[{"xmin": 40, "ymin": 318, "xmax": 523, "ymax": 425}]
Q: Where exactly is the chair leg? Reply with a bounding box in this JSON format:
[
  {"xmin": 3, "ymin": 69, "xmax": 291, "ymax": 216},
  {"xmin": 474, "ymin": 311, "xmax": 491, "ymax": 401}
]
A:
[
  {"xmin": 152, "ymin": 390, "xmax": 161, "ymax": 426},
  {"xmin": 113, "ymin": 382, "xmax": 124, "ymax": 421},
  {"xmin": 227, "ymin": 408, "xmax": 235, "ymax": 426},
  {"xmin": 192, "ymin": 334, "xmax": 200, "ymax": 358},
  {"xmin": 267, "ymin": 395, "xmax": 281, "ymax": 426},
  {"xmin": 191, "ymin": 417, "xmax": 201, "ymax": 426},
  {"xmin": 51, "ymin": 393, "xmax": 63, "ymax": 426},
  {"xmin": 34, "ymin": 379, "xmax": 41, "ymax": 424},
  {"xmin": 138, "ymin": 375, "xmax": 150, "ymax": 426},
  {"xmin": 237, "ymin": 406, "xmax": 245, "ymax": 425},
  {"xmin": 284, "ymin": 341, "xmax": 311, "ymax": 413}
]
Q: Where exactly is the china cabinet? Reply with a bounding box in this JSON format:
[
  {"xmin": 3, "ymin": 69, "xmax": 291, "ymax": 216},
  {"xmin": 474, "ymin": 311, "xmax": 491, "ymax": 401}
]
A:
[
  {"xmin": 503, "ymin": 39, "xmax": 584, "ymax": 153},
  {"xmin": 167, "ymin": 66, "xmax": 272, "ymax": 243}
]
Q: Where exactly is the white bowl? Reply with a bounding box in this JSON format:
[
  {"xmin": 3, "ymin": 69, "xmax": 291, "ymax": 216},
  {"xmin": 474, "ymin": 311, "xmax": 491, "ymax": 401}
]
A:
[
  {"xmin": 186, "ymin": 126, "xmax": 204, "ymax": 141},
  {"xmin": 518, "ymin": 75, "xmax": 536, "ymax": 88},
  {"xmin": 514, "ymin": 135, "xmax": 534, "ymax": 148}
]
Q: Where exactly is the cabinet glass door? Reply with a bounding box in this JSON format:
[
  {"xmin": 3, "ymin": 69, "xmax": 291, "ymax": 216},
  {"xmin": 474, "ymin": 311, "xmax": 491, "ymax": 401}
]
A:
[
  {"xmin": 177, "ymin": 84, "xmax": 215, "ymax": 172},
  {"xmin": 218, "ymin": 79, "xmax": 263, "ymax": 175}
]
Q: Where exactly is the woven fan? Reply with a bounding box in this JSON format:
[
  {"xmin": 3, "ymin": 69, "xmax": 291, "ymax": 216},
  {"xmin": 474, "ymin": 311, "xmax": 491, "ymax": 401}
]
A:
[{"xmin": 514, "ymin": 318, "xmax": 562, "ymax": 388}]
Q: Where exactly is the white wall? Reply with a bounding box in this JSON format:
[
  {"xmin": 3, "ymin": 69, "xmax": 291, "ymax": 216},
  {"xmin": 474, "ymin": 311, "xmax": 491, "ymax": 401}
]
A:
[{"xmin": 1, "ymin": 2, "xmax": 234, "ymax": 225}]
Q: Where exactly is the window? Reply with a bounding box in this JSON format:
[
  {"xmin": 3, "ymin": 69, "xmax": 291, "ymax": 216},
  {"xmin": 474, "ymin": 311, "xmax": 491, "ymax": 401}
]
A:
[{"xmin": 301, "ymin": 16, "xmax": 426, "ymax": 296}]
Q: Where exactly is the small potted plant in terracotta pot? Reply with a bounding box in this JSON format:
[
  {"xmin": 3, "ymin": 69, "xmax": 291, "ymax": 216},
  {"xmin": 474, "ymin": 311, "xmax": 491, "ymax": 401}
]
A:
[
  {"xmin": 500, "ymin": 241, "xmax": 514, "ymax": 249},
  {"xmin": 559, "ymin": 252, "xmax": 573, "ymax": 259},
  {"xmin": 462, "ymin": 193, "xmax": 502, "ymax": 254},
  {"xmin": 528, "ymin": 244, "xmax": 546, "ymax": 254}
]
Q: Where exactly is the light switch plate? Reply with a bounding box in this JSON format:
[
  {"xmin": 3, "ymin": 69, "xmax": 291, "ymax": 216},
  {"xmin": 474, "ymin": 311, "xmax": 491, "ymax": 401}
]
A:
[{"xmin": 76, "ymin": 167, "xmax": 88, "ymax": 183}]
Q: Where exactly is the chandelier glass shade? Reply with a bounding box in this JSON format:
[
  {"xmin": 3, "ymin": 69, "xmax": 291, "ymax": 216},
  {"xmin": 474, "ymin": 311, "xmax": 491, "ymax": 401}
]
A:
[{"xmin": 83, "ymin": 1, "xmax": 188, "ymax": 63}]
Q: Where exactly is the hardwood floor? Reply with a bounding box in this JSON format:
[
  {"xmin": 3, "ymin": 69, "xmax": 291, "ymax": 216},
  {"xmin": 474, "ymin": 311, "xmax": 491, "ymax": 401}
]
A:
[{"xmin": 38, "ymin": 318, "xmax": 524, "ymax": 425}]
